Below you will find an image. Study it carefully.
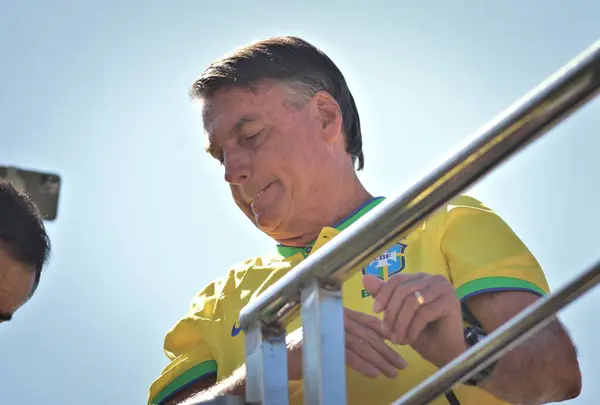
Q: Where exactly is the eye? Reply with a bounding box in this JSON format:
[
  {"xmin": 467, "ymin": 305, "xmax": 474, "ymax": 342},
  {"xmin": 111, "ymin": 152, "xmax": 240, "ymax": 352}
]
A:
[{"xmin": 243, "ymin": 129, "xmax": 264, "ymax": 143}]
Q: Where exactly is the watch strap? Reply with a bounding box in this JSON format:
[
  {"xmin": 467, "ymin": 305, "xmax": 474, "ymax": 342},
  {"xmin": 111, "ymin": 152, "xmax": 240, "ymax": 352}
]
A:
[{"xmin": 463, "ymin": 326, "xmax": 497, "ymax": 386}]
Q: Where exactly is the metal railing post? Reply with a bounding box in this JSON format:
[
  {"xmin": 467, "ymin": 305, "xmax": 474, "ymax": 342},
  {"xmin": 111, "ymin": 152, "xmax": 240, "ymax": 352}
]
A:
[
  {"xmin": 244, "ymin": 323, "xmax": 289, "ymax": 405},
  {"xmin": 301, "ymin": 279, "xmax": 347, "ymax": 405}
]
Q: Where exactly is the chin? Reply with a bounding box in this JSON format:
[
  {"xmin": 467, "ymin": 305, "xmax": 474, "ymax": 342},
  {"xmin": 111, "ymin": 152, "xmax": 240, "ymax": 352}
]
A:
[
  {"xmin": 238, "ymin": 204, "xmax": 273, "ymax": 231},
  {"xmin": 239, "ymin": 196, "xmax": 286, "ymax": 236},
  {"xmin": 254, "ymin": 215, "xmax": 278, "ymax": 233},
  {"xmin": 253, "ymin": 210, "xmax": 286, "ymax": 235}
]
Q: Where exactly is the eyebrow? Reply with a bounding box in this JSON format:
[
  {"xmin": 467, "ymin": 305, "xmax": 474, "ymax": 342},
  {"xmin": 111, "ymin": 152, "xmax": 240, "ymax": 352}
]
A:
[
  {"xmin": 0, "ymin": 312, "xmax": 12, "ymax": 321},
  {"xmin": 205, "ymin": 115, "xmax": 261, "ymax": 155}
]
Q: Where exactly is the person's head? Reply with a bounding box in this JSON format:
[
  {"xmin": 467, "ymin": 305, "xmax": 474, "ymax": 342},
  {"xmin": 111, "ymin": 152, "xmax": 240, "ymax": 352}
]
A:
[
  {"xmin": 191, "ymin": 36, "xmax": 370, "ymax": 245},
  {"xmin": 0, "ymin": 180, "xmax": 51, "ymax": 324}
]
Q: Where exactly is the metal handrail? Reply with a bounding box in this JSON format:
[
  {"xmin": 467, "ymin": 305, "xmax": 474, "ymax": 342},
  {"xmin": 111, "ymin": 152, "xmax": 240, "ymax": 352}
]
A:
[{"xmin": 238, "ymin": 39, "xmax": 600, "ymax": 330}]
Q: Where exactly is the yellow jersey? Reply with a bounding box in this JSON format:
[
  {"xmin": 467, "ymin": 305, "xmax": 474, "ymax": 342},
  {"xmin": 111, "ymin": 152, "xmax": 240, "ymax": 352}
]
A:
[{"xmin": 148, "ymin": 195, "xmax": 550, "ymax": 405}]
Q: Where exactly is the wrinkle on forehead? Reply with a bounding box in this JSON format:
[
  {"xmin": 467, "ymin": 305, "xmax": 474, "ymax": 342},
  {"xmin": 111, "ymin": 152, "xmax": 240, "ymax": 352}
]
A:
[
  {"xmin": 200, "ymin": 85, "xmax": 258, "ymax": 126},
  {"xmin": 200, "ymin": 82, "xmax": 302, "ymax": 133},
  {"xmin": 202, "ymin": 102, "xmax": 246, "ymax": 140},
  {"xmin": 200, "ymin": 99, "xmax": 219, "ymax": 135},
  {"xmin": 203, "ymin": 115, "xmax": 262, "ymax": 156},
  {"xmin": 200, "ymin": 83, "xmax": 313, "ymax": 159}
]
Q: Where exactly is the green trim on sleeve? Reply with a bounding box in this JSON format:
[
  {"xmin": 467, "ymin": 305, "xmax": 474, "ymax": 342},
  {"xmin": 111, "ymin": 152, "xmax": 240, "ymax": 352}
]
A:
[
  {"xmin": 151, "ymin": 360, "xmax": 218, "ymax": 404},
  {"xmin": 456, "ymin": 277, "xmax": 546, "ymax": 301}
]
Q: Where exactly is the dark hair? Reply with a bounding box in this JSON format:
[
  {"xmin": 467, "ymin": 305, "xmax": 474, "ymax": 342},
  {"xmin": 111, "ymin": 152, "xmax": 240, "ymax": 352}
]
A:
[
  {"xmin": 0, "ymin": 180, "xmax": 51, "ymax": 300},
  {"xmin": 190, "ymin": 36, "xmax": 365, "ymax": 171}
]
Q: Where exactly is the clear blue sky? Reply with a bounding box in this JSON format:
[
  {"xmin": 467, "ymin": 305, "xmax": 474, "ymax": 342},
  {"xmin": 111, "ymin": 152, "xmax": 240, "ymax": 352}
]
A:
[{"xmin": 1, "ymin": 1, "xmax": 598, "ymax": 404}]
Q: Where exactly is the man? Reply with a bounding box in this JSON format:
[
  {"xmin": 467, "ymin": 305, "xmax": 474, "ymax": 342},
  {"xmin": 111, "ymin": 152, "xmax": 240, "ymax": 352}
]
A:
[
  {"xmin": 148, "ymin": 36, "xmax": 582, "ymax": 405},
  {"xmin": 0, "ymin": 179, "xmax": 51, "ymax": 324}
]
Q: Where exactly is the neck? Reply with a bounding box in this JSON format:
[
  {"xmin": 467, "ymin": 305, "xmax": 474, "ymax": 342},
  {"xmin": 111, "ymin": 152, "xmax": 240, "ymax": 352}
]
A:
[{"xmin": 273, "ymin": 178, "xmax": 374, "ymax": 247}]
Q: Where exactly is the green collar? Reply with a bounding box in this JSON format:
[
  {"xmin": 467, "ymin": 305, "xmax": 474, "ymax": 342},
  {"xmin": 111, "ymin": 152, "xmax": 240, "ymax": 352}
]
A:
[{"xmin": 276, "ymin": 196, "xmax": 386, "ymax": 258}]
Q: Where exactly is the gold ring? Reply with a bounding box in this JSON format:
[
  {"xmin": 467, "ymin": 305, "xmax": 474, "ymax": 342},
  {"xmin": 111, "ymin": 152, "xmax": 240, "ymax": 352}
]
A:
[{"xmin": 414, "ymin": 291, "xmax": 425, "ymax": 306}]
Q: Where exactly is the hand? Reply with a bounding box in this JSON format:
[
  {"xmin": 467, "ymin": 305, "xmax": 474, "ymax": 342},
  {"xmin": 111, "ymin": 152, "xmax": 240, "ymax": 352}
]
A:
[
  {"xmin": 285, "ymin": 308, "xmax": 407, "ymax": 380},
  {"xmin": 344, "ymin": 307, "xmax": 407, "ymax": 378},
  {"xmin": 362, "ymin": 273, "xmax": 467, "ymax": 368}
]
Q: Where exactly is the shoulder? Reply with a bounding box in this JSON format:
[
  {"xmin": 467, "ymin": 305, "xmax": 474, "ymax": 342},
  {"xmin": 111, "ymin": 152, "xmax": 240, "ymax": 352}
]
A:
[
  {"xmin": 419, "ymin": 194, "xmax": 497, "ymax": 235},
  {"xmin": 186, "ymin": 251, "xmax": 286, "ymax": 318},
  {"xmin": 435, "ymin": 194, "xmax": 495, "ymax": 221},
  {"xmin": 162, "ymin": 251, "xmax": 285, "ymax": 352}
]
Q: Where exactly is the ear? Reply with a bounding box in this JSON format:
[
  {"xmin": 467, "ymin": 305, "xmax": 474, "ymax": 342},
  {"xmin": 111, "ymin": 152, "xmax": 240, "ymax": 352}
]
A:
[{"xmin": 314, "ymin": 91, "xmax": 343, "ymax": 143}]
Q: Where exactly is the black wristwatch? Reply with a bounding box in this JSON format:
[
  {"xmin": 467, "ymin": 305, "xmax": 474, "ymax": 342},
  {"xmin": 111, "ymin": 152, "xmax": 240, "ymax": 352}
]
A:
[{"xmin": 463, "ymin": 325, "xmax": 497, "ymax": 387}]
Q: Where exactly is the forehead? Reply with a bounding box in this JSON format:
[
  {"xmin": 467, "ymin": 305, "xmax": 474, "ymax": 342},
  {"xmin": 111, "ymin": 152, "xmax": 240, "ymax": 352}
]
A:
[
  {"xmin": 0, "ymin": 249, "xmax": 35, "ymax": 318},
  {"xmin": 201, "ymin": 82, "xmax": 295, "ymax": 136}
]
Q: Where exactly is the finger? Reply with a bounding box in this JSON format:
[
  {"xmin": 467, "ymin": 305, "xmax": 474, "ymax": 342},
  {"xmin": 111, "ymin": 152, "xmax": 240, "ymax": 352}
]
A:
[
  {"xmin": 361, "ymin": 275, "xmax": 385, "ymax": 298},
  {"xmin": 390, "ymin": 283, "xmax": 445, "ymax": 345},
  {"xmin": 345, "ymin": 347, "xmax": 380, "ymax": 379},
  {"xmin": 380, "ymin": 277, "xmax": 429, "ymax": 336},
  {"xmin": 403, "ymin": 283, "xmax": 453, "ymax": 345},
  {"xmin": 345, "ymin": 314, "xmax": 407, "ymax": 370},
  {"xmin": 371, "ymin": 273, "xmax": 427, "ymax": 314},
  {"xmin": 368, "ymin": 274, "xmax": 406, "ymax": 313},
  {"xmin": 345, "ymin": 310, "xmax": 384, "ymax": 341},
  {"xmin": 346, "ymin": 329, "xmax": 401, "ymax": 378},
  {"xmin": 403, "ymin": 304, "xmax": 441, "ymax": 345},
  {"xmin": 344, "ymin": 308, "xmax": 385, "ymax": 337}
]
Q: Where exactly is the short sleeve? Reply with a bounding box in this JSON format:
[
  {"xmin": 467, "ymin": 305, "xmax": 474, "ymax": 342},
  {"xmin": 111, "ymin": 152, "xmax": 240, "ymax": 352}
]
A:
[
  {"xmin": 440, "ymin": 196, "xmax": 550, "ymax": 302},
  {"xmin": 147, "ymin": 284, "xmax": 220, "ymax": 405}
]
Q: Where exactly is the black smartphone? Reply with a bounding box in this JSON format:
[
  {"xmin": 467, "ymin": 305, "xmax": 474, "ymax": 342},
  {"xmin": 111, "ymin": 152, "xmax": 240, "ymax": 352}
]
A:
[{"xmin": 0, "ymin": 166, "xmax": 61, "ymax": 221}]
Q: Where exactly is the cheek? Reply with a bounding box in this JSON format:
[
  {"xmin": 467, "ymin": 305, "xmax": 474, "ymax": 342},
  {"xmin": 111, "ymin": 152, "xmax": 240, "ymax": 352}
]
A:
[
  {"xmin": 272, "ymin": 131, "xmax": 318, "ymax": 168},
  {"xmin": 0, "ymin": 271, "xmax": 35, "ymax": 312},
  {"xmin": 258, "ymin": 122, "xmax": 322, "ymax": 183},
  {"xmin": 269, "ymin": 147, "xmax": 309, "ymax": 185}
]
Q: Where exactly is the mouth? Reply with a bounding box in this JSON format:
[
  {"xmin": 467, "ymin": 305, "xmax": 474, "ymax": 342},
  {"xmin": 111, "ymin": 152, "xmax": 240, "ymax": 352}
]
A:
[{"xmin": 249, "ymin": 183, "xmax": 273, "ymax": 205}]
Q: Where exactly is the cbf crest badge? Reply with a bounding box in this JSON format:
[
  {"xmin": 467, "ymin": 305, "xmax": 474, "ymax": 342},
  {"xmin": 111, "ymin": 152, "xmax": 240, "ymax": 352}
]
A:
[{"xmin": 361, "ymin": 242, "xmax": 408, "ymax": 298}]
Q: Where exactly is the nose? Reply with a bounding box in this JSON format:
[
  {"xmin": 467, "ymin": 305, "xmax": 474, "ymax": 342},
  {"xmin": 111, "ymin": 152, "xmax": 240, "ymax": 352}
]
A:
[{"xmin": 224, "ymin": 152, "xmax": 251, "ymax": 185}]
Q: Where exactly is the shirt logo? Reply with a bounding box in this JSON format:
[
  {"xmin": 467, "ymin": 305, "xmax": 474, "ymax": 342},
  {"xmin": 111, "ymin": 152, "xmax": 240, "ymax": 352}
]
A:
[
  {"xmin": 361, "ymin": 242, "xmax": 408, "ymax": 298},
  {"xmin": 231, "ymin": 321, "xmax": 243, "ymax": 337}
]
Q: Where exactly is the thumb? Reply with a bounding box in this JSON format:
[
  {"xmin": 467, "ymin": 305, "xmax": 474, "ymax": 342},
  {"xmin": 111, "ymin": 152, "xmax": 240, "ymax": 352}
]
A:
[{"xmin": 362, "ymin": 274, "xmax": 385, "ymax": 297}]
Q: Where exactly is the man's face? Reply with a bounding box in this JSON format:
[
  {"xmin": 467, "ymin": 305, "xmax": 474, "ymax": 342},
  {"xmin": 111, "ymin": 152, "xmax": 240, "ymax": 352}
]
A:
[
  {"xmin": 0, "ymin": 248, "xmax": 35, "ymax": 324},
  {"xmin": 202, "ymin": 82, "xmax": 340, "ymax": 238}
]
